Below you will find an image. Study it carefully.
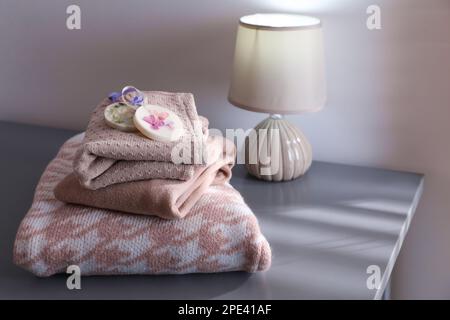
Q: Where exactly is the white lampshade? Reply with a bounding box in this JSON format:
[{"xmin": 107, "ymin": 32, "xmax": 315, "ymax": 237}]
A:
[{"xmin": 228, "ymin": 13, "xmax": 326, "ymax": 114}]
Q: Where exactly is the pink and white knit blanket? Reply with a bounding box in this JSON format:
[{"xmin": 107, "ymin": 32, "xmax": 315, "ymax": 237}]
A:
[{"xmin": 13, "ymin": 134, "xmax": 271, "ymax": 276}]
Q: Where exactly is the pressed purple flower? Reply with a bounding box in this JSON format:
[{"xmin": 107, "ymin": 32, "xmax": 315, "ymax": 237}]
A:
[
  {"xmin": 132, "ymin": 95, "xmax": 144, "ymax": 106},
  {"xmin": 143, "ymin": 115, "xmax": 165, "ymax": 130}
]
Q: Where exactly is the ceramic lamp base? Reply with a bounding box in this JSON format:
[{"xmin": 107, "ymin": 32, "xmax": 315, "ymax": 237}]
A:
[{"xmin": 245, "ymin": 115, "xmax": 312, "ymax": 182}]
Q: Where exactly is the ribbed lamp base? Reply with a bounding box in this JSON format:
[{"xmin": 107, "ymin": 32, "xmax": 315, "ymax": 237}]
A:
[{"xmin": 245, "ymin": 115, "xmax": 312, "ymax": 182}]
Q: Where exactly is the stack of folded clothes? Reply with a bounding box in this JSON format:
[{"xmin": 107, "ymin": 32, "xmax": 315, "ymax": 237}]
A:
[{"xmin": 13, "ymin": 91, "xmax": 271, "ymax": 276}]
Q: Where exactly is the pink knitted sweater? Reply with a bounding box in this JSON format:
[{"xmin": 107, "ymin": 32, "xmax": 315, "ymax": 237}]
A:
[{"xmin": 13, "ymin": 135, "xmax": 271, "ymax": 276}]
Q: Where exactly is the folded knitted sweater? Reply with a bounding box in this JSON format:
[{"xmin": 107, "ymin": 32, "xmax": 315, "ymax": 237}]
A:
[
  {"xmin": 74, "ymin": 91, "xmax": 208, "ymax": 190},
  {"xmin": 55, "ymin": 135, "xmax": 236, "ymax": 219},
  {"xmin": 13, "ymin": 135, "xmax": 271, "ymax": 276}
]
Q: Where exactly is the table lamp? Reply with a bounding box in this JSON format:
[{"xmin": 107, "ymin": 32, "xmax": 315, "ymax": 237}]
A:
[{"xmin": 228, "ymin": 13, "xmax": 326, "ymax": 182}]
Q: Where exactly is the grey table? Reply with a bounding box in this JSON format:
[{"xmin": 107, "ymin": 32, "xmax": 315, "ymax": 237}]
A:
[{"xmin": 0, "ymin": 121, "xmax": 424, "ymax": 300}]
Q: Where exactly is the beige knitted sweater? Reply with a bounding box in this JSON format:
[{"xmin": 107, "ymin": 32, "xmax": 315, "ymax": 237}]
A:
[{"xmin": 55, "ymin": 135, "xmax": 236, "ymax": 219}]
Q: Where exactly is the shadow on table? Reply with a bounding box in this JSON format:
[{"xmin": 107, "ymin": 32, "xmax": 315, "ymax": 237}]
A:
[{"xmin": 4, "ymin": 268, "xmax": 252, "ymax": 299}]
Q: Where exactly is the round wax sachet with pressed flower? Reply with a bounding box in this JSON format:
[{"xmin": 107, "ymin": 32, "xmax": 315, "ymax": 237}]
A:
[
  {"xmin": 133, "ymin": 105, "xmax": 184, "ymax": 142},
  {"xmin": 104, "ymin": 102, "xmax": 137, "ymax": 132}
]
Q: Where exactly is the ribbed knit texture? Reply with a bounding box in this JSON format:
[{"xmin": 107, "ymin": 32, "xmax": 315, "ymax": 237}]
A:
[
  {"xmin": 13, "ymin": 134, "xmax": 272, "ymax": 276},
  {"xmin": 74, "ymin": 91, "xmax": 209, "ymax": 190},
  {"xmin": 54, "ymin": 135, "xmax": 237, "ymax": 219}
]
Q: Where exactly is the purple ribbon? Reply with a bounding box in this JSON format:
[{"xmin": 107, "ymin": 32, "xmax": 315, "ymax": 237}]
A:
[{"xmin": 108, "ymin": 92, "xmax": 122, "ymax": 103}]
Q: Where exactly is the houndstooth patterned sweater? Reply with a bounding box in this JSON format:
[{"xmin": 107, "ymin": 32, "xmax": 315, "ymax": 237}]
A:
[{"xmin": 13, "ymin": 134, "xmax": 271, "ymax": 276}]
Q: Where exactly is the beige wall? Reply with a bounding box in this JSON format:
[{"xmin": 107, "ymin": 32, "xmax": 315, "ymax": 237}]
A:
[{"xmin": 1, "ymin": 0, "xmax": 449, "ymax": 298}]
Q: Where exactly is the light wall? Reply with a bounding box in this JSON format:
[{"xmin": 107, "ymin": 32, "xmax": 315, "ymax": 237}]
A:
[{"xmin": 1, "ymin": 0, "xmax": 449, "ymax": 299}]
